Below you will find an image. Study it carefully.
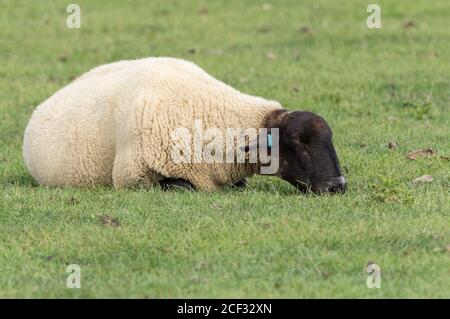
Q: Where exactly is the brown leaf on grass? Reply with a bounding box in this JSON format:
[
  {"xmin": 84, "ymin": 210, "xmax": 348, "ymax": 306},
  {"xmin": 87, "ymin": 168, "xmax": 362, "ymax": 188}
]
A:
[
  {"xmin": 321, "ymin": 271, "xmax": 331, "ymax": 279},
  {"xmin": 291, "ymin": 85, "xmax": 301, "ymax": 93},
  {"xmin": 59, "ymin": 54, "xmax": 69, "ymax": 62},
  {"xmin": 403, "ymin": 20, "xmax": 416, "ymax": 29},
  {"xmin": 266, "ymin": 52, "xmax": 277, "ymax": 60},
  {"xmin": 257, "ymin": 26, "xmax": 271, "ymax": 34},
  {"xmin": 412, "ymin": 175, "xmax": 433, "ymax": 183},
  {"xmin": 388, "ymin": 141, "xmax": 398, "ymax": 150},
  {"xmin": 99, "ymin": 215, "xmax": 121, "ymax": 227},
  {"xmin": 198, "ymin": 8, "xmax": 208, "ymax": 16},
  {"xmin": 402, "ymin": 247, "xmax": 413, "ymax": 256},
  {"xmin": 429, "ymin": 51, "xmax": 439, "ymax": 59},
  {"xmin": 406, "ymin": 148, "xmax": 435, "ymax": 160},
  {"xmin": 299, "ymin": 26, "xmax": 312, "ymax": 34},
  {"xmin": 159, "ymin": 247, "xmax": 174, "ymax": 253}
]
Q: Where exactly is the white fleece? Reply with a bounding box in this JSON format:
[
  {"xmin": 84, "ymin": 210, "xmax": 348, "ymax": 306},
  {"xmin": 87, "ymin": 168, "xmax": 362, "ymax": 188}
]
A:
[{"xmin": 23, "ymin": 57, "xmax": 283, "ymax": 190}]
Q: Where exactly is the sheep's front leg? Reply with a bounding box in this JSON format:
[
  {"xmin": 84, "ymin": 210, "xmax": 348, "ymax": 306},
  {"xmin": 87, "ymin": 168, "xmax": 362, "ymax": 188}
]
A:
[{"xmin": 232, "ymin": 179, "xmax": 248, "ymax": 189}]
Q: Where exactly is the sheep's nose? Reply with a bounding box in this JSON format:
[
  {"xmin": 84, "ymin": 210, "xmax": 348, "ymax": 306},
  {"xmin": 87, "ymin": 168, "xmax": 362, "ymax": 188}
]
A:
[{"xmin": 325, "ymin": 176, "xmax": 346, "ymax": 194}]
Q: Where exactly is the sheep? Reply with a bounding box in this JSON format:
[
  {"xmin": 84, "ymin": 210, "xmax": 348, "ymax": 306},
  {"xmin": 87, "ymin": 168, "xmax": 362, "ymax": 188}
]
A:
[{"xmin": 23, "ymin": 57, "xmax": 346, "ymax": 193}]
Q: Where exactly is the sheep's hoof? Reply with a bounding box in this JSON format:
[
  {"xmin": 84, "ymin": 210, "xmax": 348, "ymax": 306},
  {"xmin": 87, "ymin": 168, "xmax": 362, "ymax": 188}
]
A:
[
  {"xmin": 159, "ymin": 178, "xmax": 195, "ymax": 191},
  {"xmin": 232, "ymin": 179, "xmax": 248, "ymax": 189}
]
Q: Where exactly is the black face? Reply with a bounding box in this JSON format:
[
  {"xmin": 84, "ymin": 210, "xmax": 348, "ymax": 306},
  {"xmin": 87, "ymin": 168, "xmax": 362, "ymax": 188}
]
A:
[{"xmin": 275, "ymin": 111, "xmax": 346, "ymax": 194}]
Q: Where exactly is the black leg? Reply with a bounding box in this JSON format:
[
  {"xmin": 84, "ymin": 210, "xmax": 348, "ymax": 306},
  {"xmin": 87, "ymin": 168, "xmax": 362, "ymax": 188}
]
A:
[
  {"xmin": 232, "ymin": 179, "xmax": 248, "ymax": 189},
  {"xmin": 159, "ymin": 178, "xmax": 195, "ymax": 191}
]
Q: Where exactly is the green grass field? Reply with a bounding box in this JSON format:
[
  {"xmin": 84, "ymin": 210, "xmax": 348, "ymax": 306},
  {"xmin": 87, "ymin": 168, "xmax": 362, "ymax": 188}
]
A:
[{"xmin": 0, "ymin": 0, "xmax": 449, "ymax": 298}]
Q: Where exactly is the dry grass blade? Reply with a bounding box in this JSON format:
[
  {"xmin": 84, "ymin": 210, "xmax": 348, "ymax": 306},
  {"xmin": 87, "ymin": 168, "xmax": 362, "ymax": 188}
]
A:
[{"xmin": 406, "ymin": 148, "xmax": 435, "ymax": 160}]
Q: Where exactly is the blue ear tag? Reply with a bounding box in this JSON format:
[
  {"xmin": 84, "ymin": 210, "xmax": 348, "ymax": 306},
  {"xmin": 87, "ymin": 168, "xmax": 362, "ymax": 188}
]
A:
[{"xmin": 267, "ymin": 133, "xmax": 272, "ymax": 149}]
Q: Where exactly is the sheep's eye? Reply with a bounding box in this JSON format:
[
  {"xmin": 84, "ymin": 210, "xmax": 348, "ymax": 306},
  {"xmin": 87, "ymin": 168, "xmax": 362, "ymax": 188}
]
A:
[{"xmin": 298, "ymin": 135, "xmax": 310, "ymax": 144}]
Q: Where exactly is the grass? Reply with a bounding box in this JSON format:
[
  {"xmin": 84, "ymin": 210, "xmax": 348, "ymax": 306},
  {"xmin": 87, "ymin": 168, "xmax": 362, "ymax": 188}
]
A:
[{"xmin": 0, "ymin": 0, "xmax": 449, "ymax": 298}]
